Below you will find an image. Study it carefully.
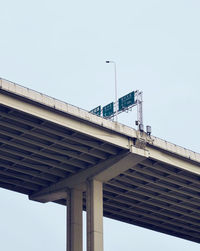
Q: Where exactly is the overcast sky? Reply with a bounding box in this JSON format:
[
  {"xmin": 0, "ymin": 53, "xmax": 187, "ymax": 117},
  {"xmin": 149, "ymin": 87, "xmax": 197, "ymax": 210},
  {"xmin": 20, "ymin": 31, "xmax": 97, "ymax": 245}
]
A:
[{"xmin": 0, "ymin": 1, "xmax": 200, "ymax": 250}]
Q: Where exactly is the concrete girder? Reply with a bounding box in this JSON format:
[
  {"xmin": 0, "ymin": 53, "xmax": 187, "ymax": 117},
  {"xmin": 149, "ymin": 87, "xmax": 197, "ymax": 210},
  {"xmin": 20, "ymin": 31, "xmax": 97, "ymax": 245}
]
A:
[
  {"xmin": 0, "ymin": 136, "xmax": 88, "ymax": 171},
  {"xmin": 0, "ymin": 93, "xmax": 130, "ymax": 150},
  {"xmin": 103, "ymin": 187, "xmax": 200, "ymax": 229},
  {"xmin": 103, "ymin": 198, "xmax": 200, "ymax": 235},
  {"xmin": 0, "ymin": 147, "xmax": 72, "ymax": 175},
  {"xmin": 123, "ymin": 169, "xmax": 200, "ymax": 207},
  {"xmin": 125, "ymin": 166, "xmax": 200, "ymax": 200},
  {"xmin": 29, "ymin": 151, "xmax": 146, "ymax": 203},
  {"xmin": 115, "ymin": 175, "xmax": 200, "ymax": 216},
  {"xmin": 133, "ymin": 163, "xmax": 200, "ymax": 195},
  {"xmin": 0, "ymin": 113, "xmax": 108, "ymax": 160},
  {"xmin": 1, "ymin": 78, "xmax": 200, "ymax": 164},
  {"xmin": 140, "ymin": 159, "xmax": 200, "ymax": 186},
  {"xmin": 103, "ymin": 204, "xmax": 200, "ymax": 240},
  {"xmin": 146, "ymin": 146, "xmax": 200, "ymax": 176},
  {"xmin": 0, "ymin": 168, "xmax": 48, "ymax": 187},
  {"xmin": 0, "ymin": 120, "xmax": 99, "ymax": 164},
  {"xmin": 0, "ymin": 154, "xmax": 61, "ymax": 180},
  {"xmin": 0, "ymin": 111, "xmax": 119, "ymax": 157},
  {"xmin": 107, "ymin": 180, "xmax": 200, "ymax": 221}
]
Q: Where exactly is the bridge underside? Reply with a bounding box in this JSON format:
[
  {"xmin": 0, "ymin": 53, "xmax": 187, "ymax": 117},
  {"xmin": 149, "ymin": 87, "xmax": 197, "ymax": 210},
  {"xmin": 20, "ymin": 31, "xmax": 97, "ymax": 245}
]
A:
[
  {"xmin": 0, "ymin": 102, "xmax": 200, "ymax": 244},
  {"xmin": 0, "ymin": 81, "xmax": 200, "ymax": 247}
]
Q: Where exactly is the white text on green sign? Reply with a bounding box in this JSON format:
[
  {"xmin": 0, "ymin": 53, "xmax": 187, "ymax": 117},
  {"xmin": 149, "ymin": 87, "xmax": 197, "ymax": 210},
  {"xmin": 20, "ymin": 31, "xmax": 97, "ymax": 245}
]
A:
[
  {"xmin": 103, "ymin": 102, "xmax": 114, "ymax": 118},
  {"xmin": 90, "ymin": 106, "xmax": 101, "ymax": 116},
  {"xmin": 118, "ymin": 91, "xmax": 135, "ymax": 111}
]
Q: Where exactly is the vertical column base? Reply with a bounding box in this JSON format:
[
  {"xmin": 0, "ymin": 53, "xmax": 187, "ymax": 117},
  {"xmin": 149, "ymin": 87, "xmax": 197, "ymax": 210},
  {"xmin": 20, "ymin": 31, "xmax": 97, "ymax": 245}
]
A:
[
  {"xmin": 67, "ymin": 189, "xmax": 83, "ymax": 251},
  {"xmin": 87, "ymin": 179, "xmax": 103, "ymax": 251}
]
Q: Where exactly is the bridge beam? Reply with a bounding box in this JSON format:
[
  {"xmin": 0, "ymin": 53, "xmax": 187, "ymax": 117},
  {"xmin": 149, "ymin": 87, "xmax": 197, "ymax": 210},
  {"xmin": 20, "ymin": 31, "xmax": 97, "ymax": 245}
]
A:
[{"xmin": 29, "ymin": 151, "xmax": 146, "ymax": 203}]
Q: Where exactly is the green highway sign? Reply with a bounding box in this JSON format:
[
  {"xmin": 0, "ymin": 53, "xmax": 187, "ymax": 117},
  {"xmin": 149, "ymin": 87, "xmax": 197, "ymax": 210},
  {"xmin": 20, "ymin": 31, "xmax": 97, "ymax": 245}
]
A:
[
  {"xmin": 103, "ymin": 102, "xmax": 114, "ymax": 118},
  {"xmin": 118, "ymin": 91, "xmax": 135, "ymax": 111},
  {"xmin": 90, "ymin": 105, "xmax": 101, "ymax": 116},
  {"xmin": 89, "ymin": 91, "xmax": 136, "ymax": 119}
]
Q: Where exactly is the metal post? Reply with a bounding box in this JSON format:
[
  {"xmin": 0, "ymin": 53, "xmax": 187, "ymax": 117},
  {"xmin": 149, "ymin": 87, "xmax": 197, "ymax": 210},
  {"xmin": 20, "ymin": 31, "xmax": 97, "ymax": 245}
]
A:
[
  {"xmin": 136, "ymin": 91, "xmax": 144, "ymax": 131},
  {"xmin": 114, "ymin": 62, "xmax": 118, "ymax": 122},
  {"xmin": 106, "ymin": 61, "xmax": 118, "ymax": 122}
]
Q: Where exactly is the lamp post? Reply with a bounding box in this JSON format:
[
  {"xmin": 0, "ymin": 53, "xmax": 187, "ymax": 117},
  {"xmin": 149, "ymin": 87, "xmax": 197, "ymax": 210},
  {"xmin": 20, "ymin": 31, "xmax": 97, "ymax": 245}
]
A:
[{"xmin": 106, "ymin": 60, "xmax": 118, "ymax": 122}]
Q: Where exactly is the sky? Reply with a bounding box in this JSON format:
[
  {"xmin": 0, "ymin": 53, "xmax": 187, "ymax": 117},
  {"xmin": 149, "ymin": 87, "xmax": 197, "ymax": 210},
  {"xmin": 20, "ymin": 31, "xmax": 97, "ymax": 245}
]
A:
[{"xmin": 0, "ymin": 0, "xmax": 200, "ymax": 250}]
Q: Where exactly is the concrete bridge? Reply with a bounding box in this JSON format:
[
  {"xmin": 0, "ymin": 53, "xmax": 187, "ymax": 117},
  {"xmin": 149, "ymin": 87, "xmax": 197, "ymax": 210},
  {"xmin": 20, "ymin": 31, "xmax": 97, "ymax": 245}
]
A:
[{"xmin": 0, "ymin": 78, "xmax": 200, "ymax": 250}]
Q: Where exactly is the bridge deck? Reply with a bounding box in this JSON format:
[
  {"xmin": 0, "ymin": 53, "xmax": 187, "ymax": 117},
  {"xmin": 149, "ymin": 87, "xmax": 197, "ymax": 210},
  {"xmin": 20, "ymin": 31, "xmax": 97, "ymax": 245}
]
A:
[{"xmin": 0, "ymin": 78, "xmax": 200, "ymax": 244}]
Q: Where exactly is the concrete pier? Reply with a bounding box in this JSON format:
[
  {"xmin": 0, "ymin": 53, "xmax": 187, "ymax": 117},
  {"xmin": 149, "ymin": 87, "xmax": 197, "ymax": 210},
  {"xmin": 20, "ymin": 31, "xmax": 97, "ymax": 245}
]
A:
[
  {"xmin": 67, "ymin": 189, "xmax": 83, "ymax": 251},
  {"xmin": 87, "ymin": 180, "xmax": 103, "ymax": 251}
]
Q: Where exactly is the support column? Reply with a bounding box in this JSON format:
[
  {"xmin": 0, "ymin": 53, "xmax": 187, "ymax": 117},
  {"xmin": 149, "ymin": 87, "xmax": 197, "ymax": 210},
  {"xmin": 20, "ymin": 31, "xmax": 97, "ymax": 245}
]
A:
[
  {"xmin": 87, "ymin": 179, "xmax": 103, "ymax": 251},
  {"xmin": 67, "ymin": 189, "xmax": 83, "ymax": 251}
]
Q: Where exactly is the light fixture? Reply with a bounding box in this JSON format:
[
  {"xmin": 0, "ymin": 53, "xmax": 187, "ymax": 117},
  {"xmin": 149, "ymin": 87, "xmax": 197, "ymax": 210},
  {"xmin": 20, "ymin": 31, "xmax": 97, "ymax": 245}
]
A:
[{"xmin": 146, "ymin": 125, "xmax": 152, "ymax": 136}]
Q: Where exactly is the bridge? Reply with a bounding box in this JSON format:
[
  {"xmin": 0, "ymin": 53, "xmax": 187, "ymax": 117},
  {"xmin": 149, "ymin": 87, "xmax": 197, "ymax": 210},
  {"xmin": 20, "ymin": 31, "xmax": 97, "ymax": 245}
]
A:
[{"xmin": 0, "ymin": 78, "xmax": 200, "ymax": 251}]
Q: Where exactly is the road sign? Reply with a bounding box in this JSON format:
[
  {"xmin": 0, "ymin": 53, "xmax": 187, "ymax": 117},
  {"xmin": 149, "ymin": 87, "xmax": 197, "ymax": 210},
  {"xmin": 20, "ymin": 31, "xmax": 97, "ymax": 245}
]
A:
[
  {"xmin": 103, "ymin": 102, "xmax": 114, "ymax": 118},
  {"xmin": 90, "ymin": 106, "xmax": 101, "ymax": 116},
  {"xmin": 118, "ymin": 91, "xmax": 135, "ymax": 111}
]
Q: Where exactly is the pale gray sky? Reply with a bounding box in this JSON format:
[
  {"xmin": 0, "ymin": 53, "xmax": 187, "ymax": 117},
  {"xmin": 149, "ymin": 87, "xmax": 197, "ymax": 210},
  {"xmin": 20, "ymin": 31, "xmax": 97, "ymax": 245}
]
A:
[{"xmin": 0, "ymin": 1, "xmax": 200, "ymax": 250}]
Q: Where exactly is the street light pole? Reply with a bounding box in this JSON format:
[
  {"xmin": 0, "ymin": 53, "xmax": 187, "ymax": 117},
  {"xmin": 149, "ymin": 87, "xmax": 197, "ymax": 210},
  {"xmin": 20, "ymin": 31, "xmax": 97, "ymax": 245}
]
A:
[{"xmin": 106, "ymin": 60, "xmax": 118, "ymax": 122}]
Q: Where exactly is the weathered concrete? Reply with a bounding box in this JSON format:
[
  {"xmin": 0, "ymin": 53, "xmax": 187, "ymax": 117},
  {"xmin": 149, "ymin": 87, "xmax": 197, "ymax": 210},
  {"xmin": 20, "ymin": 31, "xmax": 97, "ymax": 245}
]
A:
[
  {"xmin": 67, "ymin": 189, "xmax": 83, "ymax": 251},
  {"xmin": 1, "ymin": 78, "xmax": 200, "ymax": 164},
  {"xmin": 87, "ymin": 180, "xmax": 103, "ymax": 251},
  {"xmin": 1, "ymin": 78, "xmax": 200, "ymax": 245}
]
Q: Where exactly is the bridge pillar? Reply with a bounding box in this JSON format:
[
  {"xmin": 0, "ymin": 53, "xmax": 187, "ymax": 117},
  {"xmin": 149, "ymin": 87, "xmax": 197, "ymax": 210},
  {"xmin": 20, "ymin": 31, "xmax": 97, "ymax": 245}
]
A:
[
  {"xmin": 67, "ymin": 188, "xmax": 83, "ymax": 251},
  {"xmin": 86, "ymin": 179, "xmax": 103, "ymax": 251}
]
